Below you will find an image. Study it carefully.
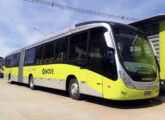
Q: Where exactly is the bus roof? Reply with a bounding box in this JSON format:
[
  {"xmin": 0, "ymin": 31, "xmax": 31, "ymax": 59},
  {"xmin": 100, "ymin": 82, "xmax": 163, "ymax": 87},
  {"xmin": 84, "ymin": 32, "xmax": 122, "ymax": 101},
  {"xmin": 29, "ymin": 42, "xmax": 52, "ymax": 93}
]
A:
[{"xmin": 130, "ymin": 14, "xmax": 165, "ymax": 26}]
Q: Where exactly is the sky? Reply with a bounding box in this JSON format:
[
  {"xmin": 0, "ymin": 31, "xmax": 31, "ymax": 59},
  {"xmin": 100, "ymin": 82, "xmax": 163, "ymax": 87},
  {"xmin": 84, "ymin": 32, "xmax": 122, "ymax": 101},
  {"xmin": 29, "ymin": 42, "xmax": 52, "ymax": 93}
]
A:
[{"xmin": 0, "ymin": 0, "xmax": 165, "ymax": 58}]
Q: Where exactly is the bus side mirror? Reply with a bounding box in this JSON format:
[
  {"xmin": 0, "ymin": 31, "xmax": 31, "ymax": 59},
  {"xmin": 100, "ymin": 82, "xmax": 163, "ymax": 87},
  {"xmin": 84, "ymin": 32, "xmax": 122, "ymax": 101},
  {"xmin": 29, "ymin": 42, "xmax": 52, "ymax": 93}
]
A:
[{"xmin": 104, "ymin": 31, "xmax": 114, "ymax": 49}]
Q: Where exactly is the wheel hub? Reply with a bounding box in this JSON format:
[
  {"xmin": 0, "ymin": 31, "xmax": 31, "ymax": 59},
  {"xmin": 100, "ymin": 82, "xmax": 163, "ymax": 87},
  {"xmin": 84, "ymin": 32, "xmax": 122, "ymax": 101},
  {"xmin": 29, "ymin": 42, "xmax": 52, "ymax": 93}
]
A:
[
  {"xmin": 30, "ymin": 80, "xmax": 33, "ymax": 88},
  {"xmin": 71, "ymin": 83, "xmax": 79, "ymax": 96}
]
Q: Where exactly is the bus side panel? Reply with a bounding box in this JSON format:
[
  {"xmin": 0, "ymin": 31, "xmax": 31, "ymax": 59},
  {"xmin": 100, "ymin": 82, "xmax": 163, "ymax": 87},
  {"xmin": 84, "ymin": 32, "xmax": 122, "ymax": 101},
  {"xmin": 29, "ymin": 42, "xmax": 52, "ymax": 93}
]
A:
[
  {"xmin": 4, "ymin": 66, "xmax": 10, "ymax": 80},
  {"xmin": 22, "ymin": 64, "xmax": 102, "ymax": 97},
  {"xmin": 86, "ymin": 71, "xmax": 103, "ymax": 97},
  {"xmin": 11, "ymin": 67, "xmax": 19, "ymax": 82},
  {"xmin": 160, "ymin": 21, "xmax": 165, "ymax": 80},
  {"xmin": 23, "ymin": 64, "xmax": 83, "ymax": 90}
]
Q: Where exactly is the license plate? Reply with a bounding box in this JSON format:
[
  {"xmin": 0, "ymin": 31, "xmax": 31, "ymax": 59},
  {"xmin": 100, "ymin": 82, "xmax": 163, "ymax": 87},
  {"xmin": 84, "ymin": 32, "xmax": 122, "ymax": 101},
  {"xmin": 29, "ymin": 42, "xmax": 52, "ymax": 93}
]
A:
[{"xmin": 144, "ymin": 91, "xmax": 152, "ymax": 96}]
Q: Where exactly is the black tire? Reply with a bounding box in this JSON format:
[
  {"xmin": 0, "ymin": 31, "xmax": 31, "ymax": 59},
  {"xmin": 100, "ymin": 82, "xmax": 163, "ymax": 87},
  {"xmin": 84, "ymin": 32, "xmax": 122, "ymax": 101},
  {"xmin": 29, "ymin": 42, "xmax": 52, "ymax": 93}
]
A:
[
  {"xmin": 69, "ymin": 78, "xmax": 83, "ymax": 100},
  {"xmin": 8, "ymin": 74, "xmax": 13, "ymax": 84},
  {"xmin": 29, "ymin": 76, "xmax": 36, "ymax": 90}
]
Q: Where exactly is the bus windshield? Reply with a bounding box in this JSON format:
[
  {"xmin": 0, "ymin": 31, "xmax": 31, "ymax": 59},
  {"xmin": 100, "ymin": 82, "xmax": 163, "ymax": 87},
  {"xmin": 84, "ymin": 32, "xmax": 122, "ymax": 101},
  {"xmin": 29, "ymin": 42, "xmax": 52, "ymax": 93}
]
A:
[{"xmin": 112, "ymin": 25, "xmax": 157, "ymax": 82}]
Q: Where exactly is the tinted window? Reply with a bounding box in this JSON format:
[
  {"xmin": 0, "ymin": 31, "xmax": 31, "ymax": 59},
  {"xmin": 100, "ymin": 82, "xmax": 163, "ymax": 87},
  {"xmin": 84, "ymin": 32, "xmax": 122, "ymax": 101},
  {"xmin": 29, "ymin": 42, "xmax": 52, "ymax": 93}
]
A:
[
  {"xmin": 10, "ymin": 55, "xmax": 14, "ymax": 67},
  {"xmin": 9, "ymin": 57, "xmax": 12, "ymax": 67},
  {"xmin": 5, "ymin": 56, "xmax": 11, "ymax": 67},
  {"xmin": 13, "ymin": 53, "xmax": 20, "ymax": 67},
  {"xmin": 24, "ymin": 48, "xmax": 35, "ymax": 65},
  {"xmin": 70, "ymin": 32, "xmax": 87, "ymax": 64},
  {"xmin": 9, "ymin": 56, "xmax": 13, "ymax": 67},
  {"xmin": 16, "ymin": 53, "xmax": 20, "ymax": 66},
  {"xmin": 13, "ymin": 54, "xmax": 17, "ymax": 66},
  {"xmin": 5, "ymin": 53, "xmax": 20, "ymax": 67},
  {"xmin": 24, "ymin": 51, "xmax": 28, "ymax": 65},
  {"xmin": 60, "ymin": 38, "xmax": 68, "ymax": 62},
  {"xmin": 44, "ymin": 41, "xmax": 54, "ymax": 64},
  {"xmin": 35, "ymin": 45, "xmax": 43, "ymax": 64},
  {"xmin": 88, "ymin": 28, "xmax": 105, "ymax": 73},
  {"xmin": 54, "ymin": 38, "xmax": 68, "ymax": 63},
  {"xmin": 14, "ymin": 53, "xmax": 20, "ymax": 67},
  {"xmin": 54, "ymin": 40, "xmax": 61, "ymax": 63},
  {"xmin": 5, "ymin": 57, "xmax": 7, "ymax": 67}
]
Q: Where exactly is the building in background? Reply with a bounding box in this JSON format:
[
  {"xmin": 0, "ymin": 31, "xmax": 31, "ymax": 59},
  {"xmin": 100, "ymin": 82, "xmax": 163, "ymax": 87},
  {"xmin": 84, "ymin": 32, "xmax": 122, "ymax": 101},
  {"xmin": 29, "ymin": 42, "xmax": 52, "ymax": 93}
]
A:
[
  {"xmin": 0, "ymin": 57, "xmax": 4, "ymax": 78},
  {"xmin": 130, "ymin": 14, "xmax": 165, "ymax": 90}
]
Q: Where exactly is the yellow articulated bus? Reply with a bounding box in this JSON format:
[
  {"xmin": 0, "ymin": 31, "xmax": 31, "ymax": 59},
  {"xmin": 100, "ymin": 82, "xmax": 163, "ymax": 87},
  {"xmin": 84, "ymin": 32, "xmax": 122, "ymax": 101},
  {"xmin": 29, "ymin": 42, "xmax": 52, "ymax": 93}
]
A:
[{"xmin": 4, "ymin": 21, "xmax": 160, "ymax": 100}]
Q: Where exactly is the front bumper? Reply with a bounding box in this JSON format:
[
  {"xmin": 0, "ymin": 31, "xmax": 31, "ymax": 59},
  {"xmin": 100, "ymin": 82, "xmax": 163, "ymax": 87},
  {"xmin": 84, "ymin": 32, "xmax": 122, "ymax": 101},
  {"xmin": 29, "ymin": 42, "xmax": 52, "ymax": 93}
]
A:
[{"xmin": 103, "ymin": 78, "xmax": 160, "ymax": 101}]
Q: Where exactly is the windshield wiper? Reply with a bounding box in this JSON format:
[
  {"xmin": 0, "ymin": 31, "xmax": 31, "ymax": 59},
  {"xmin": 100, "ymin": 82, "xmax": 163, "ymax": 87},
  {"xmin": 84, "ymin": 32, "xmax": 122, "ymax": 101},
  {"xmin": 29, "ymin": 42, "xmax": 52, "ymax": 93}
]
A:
[{"xmin": 138, "ymin": 67, "xmax": 157, "ymax": 77}]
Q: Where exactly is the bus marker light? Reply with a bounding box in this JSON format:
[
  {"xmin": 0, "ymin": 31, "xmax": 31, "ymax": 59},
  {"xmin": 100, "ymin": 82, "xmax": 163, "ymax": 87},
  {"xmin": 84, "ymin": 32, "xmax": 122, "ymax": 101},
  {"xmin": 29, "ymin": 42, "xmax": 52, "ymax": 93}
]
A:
[
  {"xmin": 107, "ymin": 85, "xmax": 111, "ymax": 88},
  {"xmin": 97, "ymin": 83, "xmax": 102, "ymax": 85}
]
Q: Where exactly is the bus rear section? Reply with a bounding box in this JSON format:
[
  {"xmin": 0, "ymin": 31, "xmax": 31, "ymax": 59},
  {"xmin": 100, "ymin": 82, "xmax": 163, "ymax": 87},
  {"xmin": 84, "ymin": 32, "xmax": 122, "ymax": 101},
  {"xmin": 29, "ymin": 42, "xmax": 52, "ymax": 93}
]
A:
[{"xmin": 4, "ymin": 53, "xmax": 20, "ymax": 83}]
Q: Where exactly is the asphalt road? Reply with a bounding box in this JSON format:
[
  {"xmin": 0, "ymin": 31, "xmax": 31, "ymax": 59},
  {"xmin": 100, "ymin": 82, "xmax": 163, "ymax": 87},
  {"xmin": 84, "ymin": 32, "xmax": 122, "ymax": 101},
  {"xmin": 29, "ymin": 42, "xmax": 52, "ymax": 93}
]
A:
[{"xmin": 0, "ymin": 78, "xmax": 165, "ymax": 120}]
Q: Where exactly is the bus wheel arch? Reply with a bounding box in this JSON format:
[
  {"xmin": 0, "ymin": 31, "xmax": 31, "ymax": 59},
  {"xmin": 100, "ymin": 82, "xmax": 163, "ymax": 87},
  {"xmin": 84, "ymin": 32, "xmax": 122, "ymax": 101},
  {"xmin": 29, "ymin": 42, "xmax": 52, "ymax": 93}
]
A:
[
  {"xmin": 28, "ymin": 74, "xmax": 32, "ymax": 84},
  {"xmin": 66, "ymin": 75, "xmax": 77, "ymax": 92},
  {"xmin": 66, "ymin": 75, "xmax": 83, "ymax": 100}
]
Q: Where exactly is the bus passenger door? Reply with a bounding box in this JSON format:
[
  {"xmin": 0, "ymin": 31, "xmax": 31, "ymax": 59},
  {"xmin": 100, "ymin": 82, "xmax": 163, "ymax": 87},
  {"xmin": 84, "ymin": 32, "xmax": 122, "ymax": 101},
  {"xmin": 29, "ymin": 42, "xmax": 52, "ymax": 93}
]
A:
[
  {"xmin": 87, "ymin": 71, "xmax": 103, "ymax": 97},
  {"xmin": 69, "ymin": 31, "xmax": 88, "ymax": 94}
]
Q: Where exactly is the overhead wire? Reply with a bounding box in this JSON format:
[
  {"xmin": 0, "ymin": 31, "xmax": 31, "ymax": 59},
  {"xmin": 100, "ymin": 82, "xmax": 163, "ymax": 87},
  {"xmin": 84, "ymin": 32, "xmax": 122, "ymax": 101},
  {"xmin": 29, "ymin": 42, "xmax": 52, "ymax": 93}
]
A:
[{"xmin": 24, "ymin": 0, "xmax": 139, "ymax": 21}]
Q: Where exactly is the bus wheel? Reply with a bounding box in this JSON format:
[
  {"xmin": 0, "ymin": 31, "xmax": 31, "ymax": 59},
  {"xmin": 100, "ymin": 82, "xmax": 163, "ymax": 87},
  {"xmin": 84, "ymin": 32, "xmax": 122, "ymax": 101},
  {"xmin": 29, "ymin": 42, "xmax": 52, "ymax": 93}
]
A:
[
  {"xmin": 8, "ymin": 74, "xmax": 13, "ymax": 84},
  {"xmin": 29, "ymin": 76, "xmax": 36, "ymax": 90},
  {"xmin": 69, "ymin": 78, "xmax": 83, "ymax": 100}
]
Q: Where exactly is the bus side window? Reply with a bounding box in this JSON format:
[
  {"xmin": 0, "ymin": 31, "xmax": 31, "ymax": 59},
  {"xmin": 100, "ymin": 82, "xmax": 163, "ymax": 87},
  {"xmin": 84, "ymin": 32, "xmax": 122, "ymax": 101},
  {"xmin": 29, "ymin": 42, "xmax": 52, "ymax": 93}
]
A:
[
  {"xmin": 13, "ymin": 54, "xmax": 16, "ymax": 67},
  {"xmin": 54, "ymin": 37, "xmax": 68, "ymax": 63},
  {"xmin": 24, "ymin": 48, "xmax": 35, "ymax": 65},
  {"xmin": 13, "ymin": 53, "xmax": 20, "ymax": 67},
  {"xmin": 16, "ymin": 53, "xmax": 20, "ymax": 67},
  {"xmin": 10, "ymin": 55, "xmax": 14, "ymax": 67},
  {"xmin": 44, "ymin": 41, "xmax": 54, "ymax": 64},
  {"xmin": 60, "ymin": 38, "xmax": 68, "ymax": 62},
  {"xmin": 69, "ymin": 32, "xmax": 87, "ymax": 65},
  {"xmin": 35, "ymin": 45, "xmax": 43, "ymax": 65},
  {"xmin": 9, "ymin": 56, "xmax": 12, "ymax": 67},
  {"xmin": 54, "ymin": 40, "xmax": 61, "ymax": 63},
  {"xmin": 24, "ymin": 50, "xmax": 29, "ymax": 65}
]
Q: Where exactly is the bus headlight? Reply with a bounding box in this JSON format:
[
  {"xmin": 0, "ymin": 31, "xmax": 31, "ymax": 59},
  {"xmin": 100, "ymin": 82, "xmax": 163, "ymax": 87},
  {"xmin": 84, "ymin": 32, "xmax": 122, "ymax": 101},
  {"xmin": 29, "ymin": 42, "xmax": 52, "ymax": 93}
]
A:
[{"xmin": 119, "ymin": 71, "xmax": 135, "ymax": 89}]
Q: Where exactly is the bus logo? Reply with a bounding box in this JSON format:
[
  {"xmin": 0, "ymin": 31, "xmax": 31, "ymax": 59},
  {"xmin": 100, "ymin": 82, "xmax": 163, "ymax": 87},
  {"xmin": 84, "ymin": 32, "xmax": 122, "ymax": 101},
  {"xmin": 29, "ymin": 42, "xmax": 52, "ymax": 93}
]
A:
[{"xmin": 42, "ymin": 69, "xmax": 54, "ymax": 75}]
